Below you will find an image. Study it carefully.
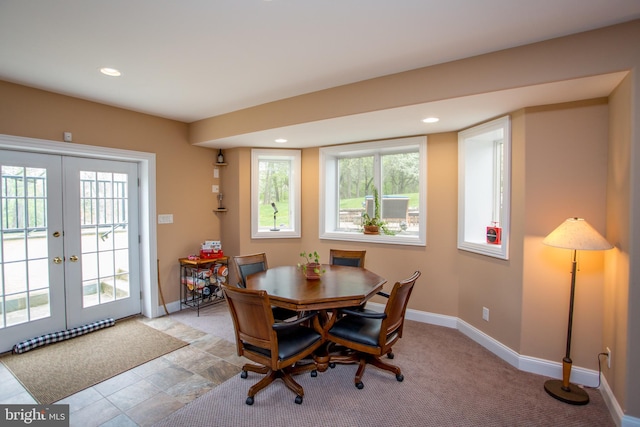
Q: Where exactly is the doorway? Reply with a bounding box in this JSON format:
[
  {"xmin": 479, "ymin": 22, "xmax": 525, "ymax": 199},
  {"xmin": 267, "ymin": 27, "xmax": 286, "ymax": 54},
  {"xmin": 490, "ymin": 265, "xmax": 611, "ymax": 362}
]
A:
[{"xmin": 0, "ymin": 149, "xmax": 143, "ymax": 352}]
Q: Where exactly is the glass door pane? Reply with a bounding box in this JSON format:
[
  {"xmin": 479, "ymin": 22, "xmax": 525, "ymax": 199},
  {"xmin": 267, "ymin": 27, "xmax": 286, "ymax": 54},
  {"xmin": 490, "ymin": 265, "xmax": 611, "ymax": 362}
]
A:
[
  {"xmin": 63, "ymin": 157, "xmax": 140, "ymax": 328},
  {"xmin": 0, "ymin": 151, "xmax": 65, "ymax": 353}
]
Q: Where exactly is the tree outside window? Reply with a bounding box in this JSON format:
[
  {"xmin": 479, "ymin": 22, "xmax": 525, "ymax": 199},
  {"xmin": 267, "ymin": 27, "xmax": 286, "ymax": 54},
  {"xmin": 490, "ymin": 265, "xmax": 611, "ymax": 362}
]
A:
[
  {"xmin": 251, "ymin": 149, "xmax": 301, "ymax": 238},
  {"xmin": 320, "ymin": 136, "xmax": 427, "ymax": 246}
]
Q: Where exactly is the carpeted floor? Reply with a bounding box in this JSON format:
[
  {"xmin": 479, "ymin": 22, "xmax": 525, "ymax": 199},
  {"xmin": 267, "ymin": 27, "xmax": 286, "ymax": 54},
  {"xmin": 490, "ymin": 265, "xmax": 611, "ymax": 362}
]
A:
[
  {"xmin": 0, "ymin": 317, "xmax": 187, "ymax": 404},
  {"xmin": 156, "ymin": 314, "xmax": 615, "ymax": 427}
]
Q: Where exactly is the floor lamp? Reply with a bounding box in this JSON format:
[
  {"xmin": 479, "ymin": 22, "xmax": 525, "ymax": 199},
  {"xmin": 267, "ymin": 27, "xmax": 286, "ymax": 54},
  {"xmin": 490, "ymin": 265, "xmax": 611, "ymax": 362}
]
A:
[{"xmin": 542, "ymin": 217, "xmax": 613, "ymax": 405}]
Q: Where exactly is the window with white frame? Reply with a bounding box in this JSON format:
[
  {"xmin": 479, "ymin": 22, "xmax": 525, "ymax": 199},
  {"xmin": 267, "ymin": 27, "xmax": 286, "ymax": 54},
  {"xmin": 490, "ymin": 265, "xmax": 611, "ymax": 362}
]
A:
[
  {"xmin": 251, "ymin": 149, "xmax": 301, "ymax": 239},
  {"xmin": 320, "ymin": 136, "xmax": 427, "ymax": 246},
  {"xmin": 457, "ymin": 116, "xmax": 511, "ymax": 259}
]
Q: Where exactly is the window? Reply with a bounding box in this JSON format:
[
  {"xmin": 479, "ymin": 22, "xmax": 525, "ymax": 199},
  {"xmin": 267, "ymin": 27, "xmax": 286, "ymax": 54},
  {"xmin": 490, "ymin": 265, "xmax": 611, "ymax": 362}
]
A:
[
  {"xmin": 320, "ymin": 136, "xmax": 426, "ymax": 246},
  {"xmin": 251, "ymin": 149, "xmax": 301, "ymax": 239},
  {"xmin": 458, "ymin": 116, "xmax": 511, "ymax": 259}
]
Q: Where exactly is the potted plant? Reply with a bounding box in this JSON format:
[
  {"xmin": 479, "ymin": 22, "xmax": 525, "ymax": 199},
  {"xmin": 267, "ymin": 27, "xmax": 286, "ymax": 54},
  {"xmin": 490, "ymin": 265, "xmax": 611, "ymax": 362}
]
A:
[
  {"xmin": 298, "ymin": 251, "xmax": 325, "ymax": 279},
  {"xmin": 362, "ymin": 187, "xmax": 394, "ymax": 235}
]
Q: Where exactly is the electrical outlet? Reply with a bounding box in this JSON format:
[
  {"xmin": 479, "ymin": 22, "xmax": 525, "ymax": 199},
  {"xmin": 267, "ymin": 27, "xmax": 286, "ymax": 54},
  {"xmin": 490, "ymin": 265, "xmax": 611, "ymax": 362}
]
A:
[
  {"xmin": 482, "ymin": 307, "xmax": 490, "ymax": 321},
  {"xmin": 212, "ymin": 185, "xmax": 219, "ymax": 193},
  {"xmin": 606, "ymin": 347, "xmax": 611, "ymax": 369}
]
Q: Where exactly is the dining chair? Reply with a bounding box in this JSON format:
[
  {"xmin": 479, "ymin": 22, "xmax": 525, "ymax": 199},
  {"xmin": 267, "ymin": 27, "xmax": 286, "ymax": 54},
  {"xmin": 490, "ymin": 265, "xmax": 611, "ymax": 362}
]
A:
[
  {"xmin": 221, "ymin": 284, "xmax": 324, "ymax": 405},
  {"xmin": 232, "ymin": 252, "xmax": 297, "ymax": 321},
  {"xmin": 325, "ymin": 270, "xmax": 421, "ymax": 389},
  {"xmin": 329, "ymin": 249, "xmax": 368, "ymax": 313},
  {"xmin": 329, "ymin": 249, "xmax": 366, "ymax": 268}
]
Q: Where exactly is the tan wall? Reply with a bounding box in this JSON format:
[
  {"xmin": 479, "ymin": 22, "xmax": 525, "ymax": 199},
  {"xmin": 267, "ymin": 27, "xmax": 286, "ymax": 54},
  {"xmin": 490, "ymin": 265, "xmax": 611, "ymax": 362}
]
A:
[
  {"xmin": 606, "ymin": 74, "xmax": 633, "ymax": 413},
  {"xmin": 520, "ymin": 100, "xmax": 609, "ymax": 369},
  {"xmin": 0, "ymin": 81, "xmax": 220, "ymax": 304}
]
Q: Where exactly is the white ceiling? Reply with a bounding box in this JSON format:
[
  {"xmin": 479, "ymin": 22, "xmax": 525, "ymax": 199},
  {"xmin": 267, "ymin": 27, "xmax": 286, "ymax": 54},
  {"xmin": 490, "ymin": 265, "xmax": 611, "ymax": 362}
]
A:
[{"xmin": 1, "ymin": 1, "xmax": 639, "ymax": 148}]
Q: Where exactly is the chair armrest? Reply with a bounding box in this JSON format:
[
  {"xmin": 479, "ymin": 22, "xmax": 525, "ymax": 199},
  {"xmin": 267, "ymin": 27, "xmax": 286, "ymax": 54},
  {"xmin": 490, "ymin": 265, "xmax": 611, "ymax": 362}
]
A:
[
  {"xmin": 272, "ymin": 311, "xmax": 317, "ymax": 330},
  {"xmin": 339, "ymin": 308, "xmax": 386, "ymax": 319},
  {"xmin": 376, "ymin": 291, "xmax": 389, "ymax": 298}
]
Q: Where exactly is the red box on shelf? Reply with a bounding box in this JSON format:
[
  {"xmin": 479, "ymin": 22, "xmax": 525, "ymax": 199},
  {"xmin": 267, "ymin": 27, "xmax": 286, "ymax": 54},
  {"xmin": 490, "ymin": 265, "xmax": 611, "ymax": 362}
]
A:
[{"xmin": 200, "ymin": 249, "xmax": 224, "ymax": 259}]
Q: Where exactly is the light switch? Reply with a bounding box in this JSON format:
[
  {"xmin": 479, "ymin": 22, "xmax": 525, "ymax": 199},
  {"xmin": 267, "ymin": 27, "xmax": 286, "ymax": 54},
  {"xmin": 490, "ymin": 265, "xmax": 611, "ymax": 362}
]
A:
[
  {"xmin": 158, "ymin": 214, "xmax": 173, "ymax": 224},
  {"xmin": 214, "ymin": 168, "xmax": 219, "ymax": 178}
]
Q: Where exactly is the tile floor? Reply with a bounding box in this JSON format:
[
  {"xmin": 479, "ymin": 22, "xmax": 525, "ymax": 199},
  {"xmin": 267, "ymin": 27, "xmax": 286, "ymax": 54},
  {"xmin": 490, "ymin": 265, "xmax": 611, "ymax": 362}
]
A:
[{"xmin": 0, "ymin": 315, "xmax": 245, "ymax": 427}]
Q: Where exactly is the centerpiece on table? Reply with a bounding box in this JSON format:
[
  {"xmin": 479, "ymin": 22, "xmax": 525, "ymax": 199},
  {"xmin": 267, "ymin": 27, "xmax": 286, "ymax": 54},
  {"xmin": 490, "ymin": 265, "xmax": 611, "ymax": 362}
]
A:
[{"xmin": 298, "ymin": 251, "xmax": 326, "ymax": 280}]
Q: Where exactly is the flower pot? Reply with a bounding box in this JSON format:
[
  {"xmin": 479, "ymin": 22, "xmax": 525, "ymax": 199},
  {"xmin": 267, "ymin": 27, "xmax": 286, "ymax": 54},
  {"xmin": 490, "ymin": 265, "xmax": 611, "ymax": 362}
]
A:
[
  {"xmin": 363, "ymin": 225, "xmax": 380, "ymax": 235},
  {"xmin": 304, "ymin": 263, "xmax": 321, "ymax": 280}
]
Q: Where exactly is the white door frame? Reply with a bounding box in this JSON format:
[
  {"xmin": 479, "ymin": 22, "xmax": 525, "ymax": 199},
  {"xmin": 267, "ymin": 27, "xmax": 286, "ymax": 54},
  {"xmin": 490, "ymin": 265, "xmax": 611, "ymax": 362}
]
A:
[{"xmin": 0, "ymin": 134, "xmax": 159, "ymax": 320}]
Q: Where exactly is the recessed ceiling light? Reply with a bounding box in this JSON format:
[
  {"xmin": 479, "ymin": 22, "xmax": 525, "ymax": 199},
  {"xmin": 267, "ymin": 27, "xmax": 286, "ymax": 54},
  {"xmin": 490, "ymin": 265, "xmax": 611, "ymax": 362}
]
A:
[
  {"xmin": 275, "ymin": 138, "xmax": 287, "ymax": 143},
  {"xmin": 422, "ymin": 117, "xmax": 439, "ymax": 123},
  {"xmin": 100, "ymin": 67, "xmax": 121, "ymax": 77}
]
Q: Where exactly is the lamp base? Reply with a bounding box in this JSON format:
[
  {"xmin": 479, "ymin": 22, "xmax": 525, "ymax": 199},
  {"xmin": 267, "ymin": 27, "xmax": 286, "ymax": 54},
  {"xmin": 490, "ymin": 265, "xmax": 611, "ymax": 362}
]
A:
[{"xmin": 544, "ymin": 379, "xmax": 589, "ymax": 405}]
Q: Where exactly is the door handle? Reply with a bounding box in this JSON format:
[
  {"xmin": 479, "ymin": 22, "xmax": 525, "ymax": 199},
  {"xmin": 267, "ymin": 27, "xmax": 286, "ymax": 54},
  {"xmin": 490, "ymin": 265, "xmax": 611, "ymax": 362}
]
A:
[
  {"xmin": 53, "ymin": 231, "xmax": 61, "ymax": 238},
  {"xmin": 70, "ymin": 255, "xmax": 79, "ymax": 262},
  {"xmin": 53, "ymin": 257, "xmax": 63, "ymax": 264}
]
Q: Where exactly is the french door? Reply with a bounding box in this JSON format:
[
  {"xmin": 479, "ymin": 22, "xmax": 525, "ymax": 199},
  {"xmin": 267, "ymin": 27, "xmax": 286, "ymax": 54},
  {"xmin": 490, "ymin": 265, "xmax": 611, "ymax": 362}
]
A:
[{"xmin": 0, "ymin": 150, "xmax": 140, "ymax": 352}]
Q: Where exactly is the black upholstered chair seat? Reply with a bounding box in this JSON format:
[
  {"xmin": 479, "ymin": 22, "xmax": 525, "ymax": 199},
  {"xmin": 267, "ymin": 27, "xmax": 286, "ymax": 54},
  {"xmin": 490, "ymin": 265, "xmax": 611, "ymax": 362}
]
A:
[
  {"xmin": 329, "ymin": 310, "xmax": 399, "ymax": 348},
  {"xmin": 244, "ymin": 327, "xmax": 322, "ymax": 360}
]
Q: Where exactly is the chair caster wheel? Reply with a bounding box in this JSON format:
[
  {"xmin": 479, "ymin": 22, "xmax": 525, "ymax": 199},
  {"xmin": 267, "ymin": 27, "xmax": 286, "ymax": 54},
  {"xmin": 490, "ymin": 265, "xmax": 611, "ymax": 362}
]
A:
[
  {"xmin": 295, "ymin": 395, "xmax": 303, "ymax": 404},
  {"xmin": 329, "ymin": 362, "xmax": 336, "ymax": 369},
  {"xmin": 310, "ymin": 370, "xmax": 318, "ymax": 377},
  {"xmin": 355, "ymin": 381, "xmax": 364, "ymax": 389},
  {"xmin": 387, "ymin": 352, "xmax": 395, "ymax": 359},
  {"xmin": 396, "ymin": 373, "xmax": 404, "ymax": 382},
  {"xmin": 241, "ymin": 370, "xmax": 248, "ymax": 379},
  {"xmin": 246, "ymin": 396, "xmax": 254, "ymax": 405}
]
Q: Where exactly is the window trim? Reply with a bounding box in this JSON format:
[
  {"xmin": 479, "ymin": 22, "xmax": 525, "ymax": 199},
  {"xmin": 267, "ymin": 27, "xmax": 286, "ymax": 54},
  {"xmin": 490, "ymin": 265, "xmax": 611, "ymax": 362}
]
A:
[
  {"xmin": 319, "ymin": 136, "xmax": 427, "ymax": 246},
  {"xmin": 457, "ymin": 116, "xmax": 511, "ymax": 259},
  {"xmin": 251, "ymin": 148, "xmax": 301, "ymax": 239}
]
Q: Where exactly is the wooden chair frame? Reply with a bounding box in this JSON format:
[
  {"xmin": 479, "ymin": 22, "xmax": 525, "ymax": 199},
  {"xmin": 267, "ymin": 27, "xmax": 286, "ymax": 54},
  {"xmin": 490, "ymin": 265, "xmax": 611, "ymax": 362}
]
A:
[
  {"xmin": 232, "ymin": 252, "xmax": 297, "ymax": 321},
  {"xmin": 326, "ymin": 271, "xmax": 421, "ymax": 389},
  {"xmin": 329, "ymin": 249, "xmax": 366, "ymax": 268},
  {"xmin": 222, "ymin": 284, "xmax": 324, "ymax": 405}
]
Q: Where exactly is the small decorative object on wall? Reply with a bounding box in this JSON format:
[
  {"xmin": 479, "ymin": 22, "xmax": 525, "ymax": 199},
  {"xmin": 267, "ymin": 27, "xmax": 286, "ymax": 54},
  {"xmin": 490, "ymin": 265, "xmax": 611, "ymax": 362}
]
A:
[
  {"xmin": 217, "ymin": 193, "xmax": 224, "ymax": 210},
  {"xmin": 298, "ymin": 251, "xmax": 325, "ymax": 280},
  {"xmin": 217, "ymin": 149, "xmax": 224, "ymax": 164},
  {"xmin": 486, "ymin": 222, "xmax": 502, "ymax": 244}
]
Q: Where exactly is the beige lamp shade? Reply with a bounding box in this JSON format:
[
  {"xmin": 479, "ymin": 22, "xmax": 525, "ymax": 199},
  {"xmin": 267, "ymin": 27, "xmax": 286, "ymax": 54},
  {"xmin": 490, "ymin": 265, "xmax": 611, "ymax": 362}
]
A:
[{"xmin": 542, "ymin": 217, "xmax": 613, "ymax": 251}]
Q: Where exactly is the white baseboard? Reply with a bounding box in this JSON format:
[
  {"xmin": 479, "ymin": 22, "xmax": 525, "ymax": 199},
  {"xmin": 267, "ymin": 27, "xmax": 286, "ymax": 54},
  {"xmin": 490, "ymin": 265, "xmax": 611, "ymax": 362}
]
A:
[
  {"xmin": 157, "ymin": 300, "xmax": 181, "ymax": 315},
  {"xmin": 368, "ymin": 302, "xmax": 636, "ymax": 427}
]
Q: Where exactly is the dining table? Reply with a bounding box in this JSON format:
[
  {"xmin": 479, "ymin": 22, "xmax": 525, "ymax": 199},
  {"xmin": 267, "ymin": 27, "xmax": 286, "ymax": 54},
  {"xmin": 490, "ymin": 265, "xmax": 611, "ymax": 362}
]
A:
[{"xmin": 245, "ymin": 264, "xmax": 387, "ymax": 371}]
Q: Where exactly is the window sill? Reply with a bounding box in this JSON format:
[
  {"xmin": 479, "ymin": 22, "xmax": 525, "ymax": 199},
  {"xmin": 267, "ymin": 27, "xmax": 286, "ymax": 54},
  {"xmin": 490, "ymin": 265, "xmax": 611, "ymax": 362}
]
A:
[
  {"xmin": 458, "ymin": 241, "xmax": 509, "ymax": 259},
  {"xmin": 320, "ymin": 230, "xmax": 425, "ymax": 247}
]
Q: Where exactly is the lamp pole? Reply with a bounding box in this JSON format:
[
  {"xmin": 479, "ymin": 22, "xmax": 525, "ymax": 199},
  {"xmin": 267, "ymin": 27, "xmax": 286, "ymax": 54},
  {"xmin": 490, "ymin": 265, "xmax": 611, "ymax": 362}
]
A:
[{"xmin": 544, "ymin": 248, "xmax": 589, "ymax": 405}]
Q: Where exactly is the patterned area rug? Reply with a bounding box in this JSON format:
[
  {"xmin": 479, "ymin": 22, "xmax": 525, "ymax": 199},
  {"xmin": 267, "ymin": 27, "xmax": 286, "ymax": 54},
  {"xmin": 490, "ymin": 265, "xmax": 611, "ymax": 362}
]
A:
[{"xmin": 0, "ymin": 318, "xmax": 187, "ymax": 404}]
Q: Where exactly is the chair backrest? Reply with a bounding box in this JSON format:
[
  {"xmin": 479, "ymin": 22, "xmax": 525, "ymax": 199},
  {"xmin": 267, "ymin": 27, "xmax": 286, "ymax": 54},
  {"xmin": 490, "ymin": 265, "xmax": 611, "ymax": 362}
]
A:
[
  {"xmin": 380, "ymin": 271, "xmax": 421, "ymax": 346},
  {"xmin": 233, "ymin": 253, "xmax": 269, "ymax": 288},
  {"xmin": 329, "ymin": 249, "xmax": 366, "ymax": 268},
  {"xmin": 221, "ymin": 284, "xmax": 277, "ymax": 365}
]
